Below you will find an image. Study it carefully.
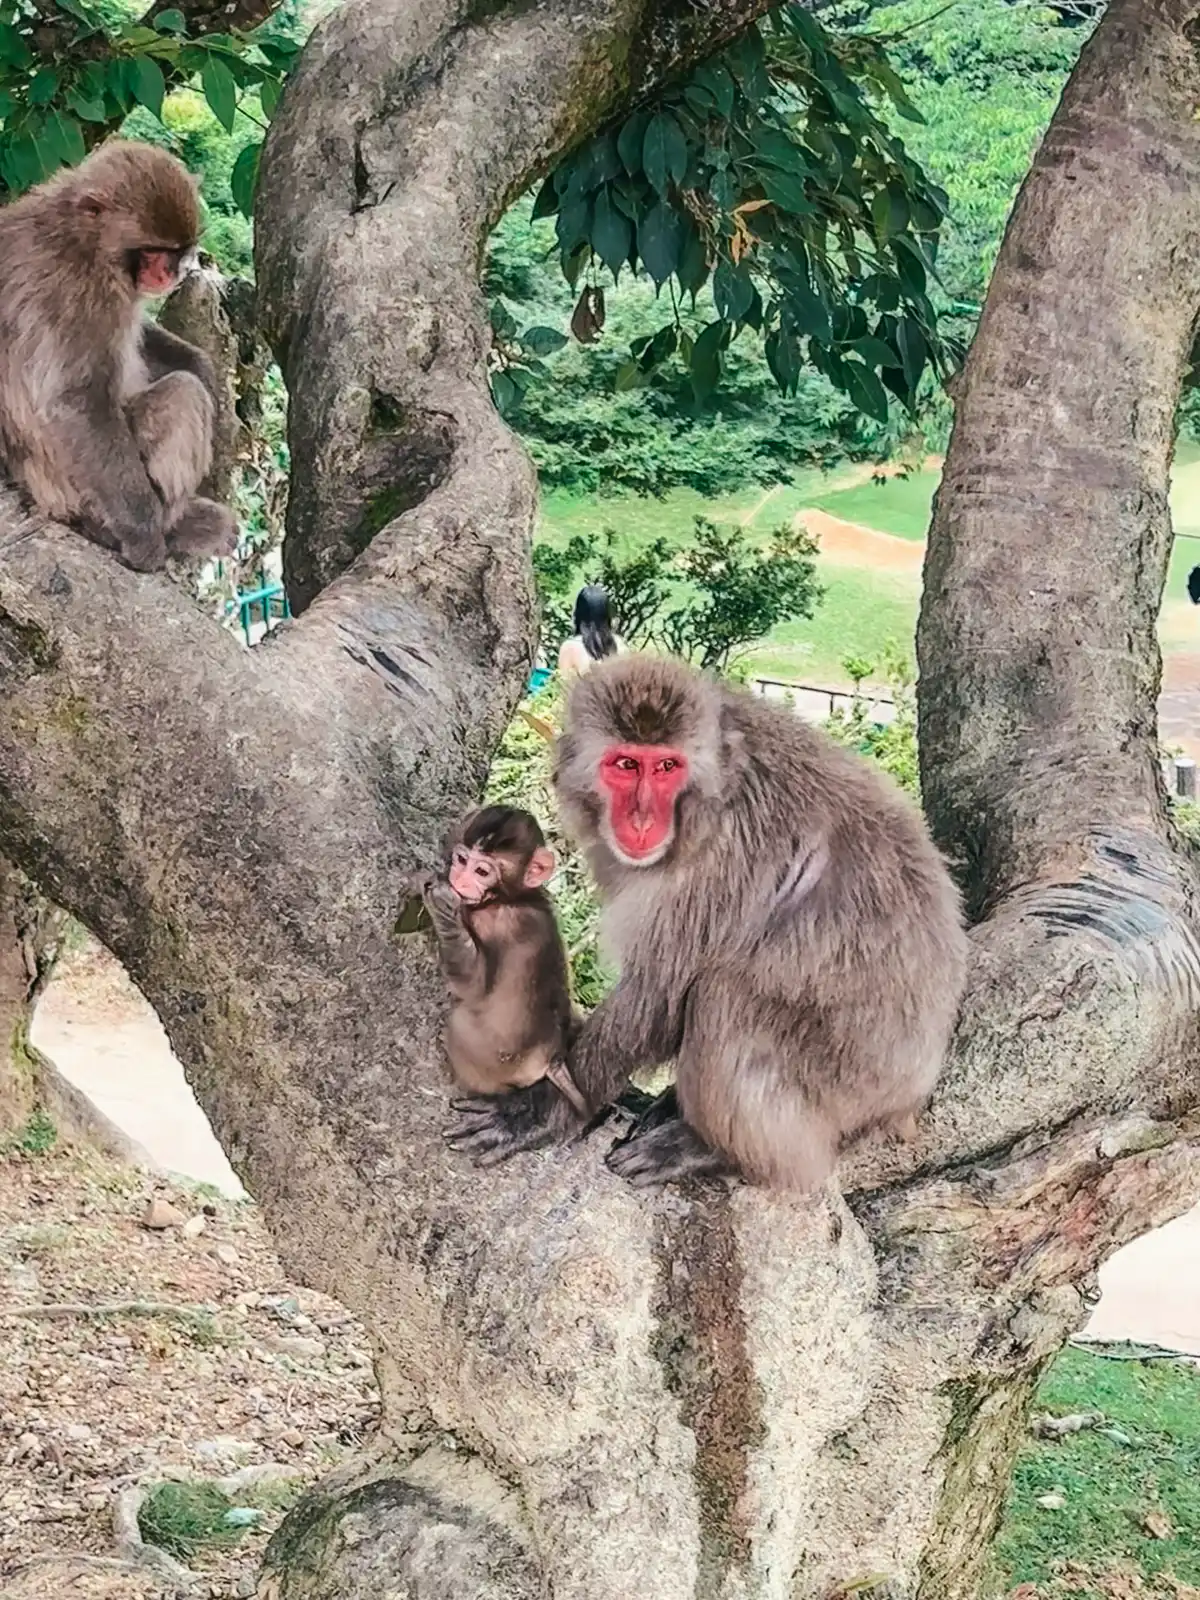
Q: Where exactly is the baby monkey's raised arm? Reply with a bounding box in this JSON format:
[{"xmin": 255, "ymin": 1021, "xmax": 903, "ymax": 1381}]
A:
[{"xmin": 404, "ymin": 806, "xmax": 586, "ymax": 1123}]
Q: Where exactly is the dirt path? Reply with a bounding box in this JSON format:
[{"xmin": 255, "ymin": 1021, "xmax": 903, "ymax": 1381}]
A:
[
  {"xmin": 30, "ymin": 943, "xmax": 243, "ymax": 1196},
  {"xmin": 0, "ymin": 1144, "xmax": 375, "ymax": 1599},
  {"xmin": 797, "ymin": 507, "xmax": 925, "ymax": 571}
]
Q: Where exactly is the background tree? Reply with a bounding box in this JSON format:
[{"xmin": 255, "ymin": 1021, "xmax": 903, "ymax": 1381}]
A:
[{"xmin": 4, "ymin": 1, "xmax": 1200, "ymax": 1599}]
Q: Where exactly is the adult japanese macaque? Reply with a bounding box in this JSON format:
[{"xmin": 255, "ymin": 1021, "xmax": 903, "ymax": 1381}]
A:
[
  {"xmin": 446, "ymin": 656, "xmax": 968, "ymax": 1191},
  {"xmin": 0, "ymin": 140, "xmax": 238, "ymax": 572},
  {"xmin": 408, "ymin": 806, "xmax": 588, "ymax": 1123}
]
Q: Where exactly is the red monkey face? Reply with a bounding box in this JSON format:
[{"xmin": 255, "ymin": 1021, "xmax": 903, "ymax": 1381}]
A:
[
  {"xmin": 597, "ymin": 743, "xmax": 689, "ymax": 866},
  {"xmin": 132, "ymin": 247, "xmax": 190, "ymax": 297}
]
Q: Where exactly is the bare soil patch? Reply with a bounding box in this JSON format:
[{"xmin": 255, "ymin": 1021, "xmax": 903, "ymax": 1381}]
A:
[
  {"xmin": 0, "ymin": 1140, "xmax": 378, "ymax": 1598},
  {"xmin": 797, "ymin": 508, "xmax": 925, "ymax": 571}
]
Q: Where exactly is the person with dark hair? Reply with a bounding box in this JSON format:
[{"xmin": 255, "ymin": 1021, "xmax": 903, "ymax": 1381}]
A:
[
  {"xmin": 1188, "ymin": 565, "xmax": 1200, "ymax": 606},
  {"xmin": 557, "ymin": 584, "xmax": 625, "ymax": 679}
]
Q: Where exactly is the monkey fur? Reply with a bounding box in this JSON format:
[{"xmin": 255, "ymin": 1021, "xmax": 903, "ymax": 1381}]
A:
[
  {"xmin": 447, "ymin": 656, "xmax": 968, "ymax": 1192},
  {"xmin": 412, "ymin": 806, "xmax": 587, "ymax": 1123},
  {"xmin": 0, "ymin": 140, "xmax": 238, "ymax": 572}
]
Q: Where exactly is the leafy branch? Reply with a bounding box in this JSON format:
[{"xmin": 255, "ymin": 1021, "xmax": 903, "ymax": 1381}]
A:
[
  {"xmin": 515, "ymin": 3, "xmax": 963, "ymax": 418},
  {"xmin": 0, "ymin": 0, "xmax": 299, "ymax": 206}
]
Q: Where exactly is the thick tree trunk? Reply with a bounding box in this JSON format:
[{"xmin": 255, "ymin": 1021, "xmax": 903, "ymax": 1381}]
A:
[{"xmin": 0, "ymin": 0, "xmax": 1198, "ymax": 1596}]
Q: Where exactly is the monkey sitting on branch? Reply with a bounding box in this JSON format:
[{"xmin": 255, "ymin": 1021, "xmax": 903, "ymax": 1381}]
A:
[
  {"xmin": 403, "ymin": 806, "xmax": 588, "ymax": 1126},
  {"xmin": 447, "ymin": 656, "xmax": 969, "ymax": 1192},
  {"xmin": 0, "ymin": 140, "xmax": 238, "ymax": 573}
]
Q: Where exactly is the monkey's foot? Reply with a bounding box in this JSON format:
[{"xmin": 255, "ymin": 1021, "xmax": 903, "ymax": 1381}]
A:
[
  {"xmin": 166, "ymin": 498, "xmax": 237, "ymax": 557},
  {"xmin": 443, "ymin": 1079, "xmax": 582, "ymax": 1167},
  {"xmin": 605, "ymin": 1113, "xmax": 734, "ymax": 1188},
  {"xmin": 116, "ymin": 529, "xmax": 169, "ymax": 573}
]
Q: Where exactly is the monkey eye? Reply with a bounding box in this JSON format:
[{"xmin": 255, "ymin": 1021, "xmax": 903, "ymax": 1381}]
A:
[
  {"xmin": 475, "ymin": 864, "xmax": 490, "ymax": 878},
  {"xmin": 657, "ymin": 758, "xmax": 678, "ymax": 773},
  {"xmin": 614, "ymin": 756, "xmax": 639, "ymax": 771}
]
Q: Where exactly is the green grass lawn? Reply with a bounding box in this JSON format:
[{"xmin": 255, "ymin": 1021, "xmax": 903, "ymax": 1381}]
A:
[
  {"xmin": 995, "ymin": 1346, "xmax": 1200, "ymax": 1594},
  {"xmin": 538, "ymin": 444, "xmax": 1200, "ymax": 692},
  {"xmin": 538, "ymin": 472, "xmax": 925, "ymax": 686},
  {"xmin": 809, "ymin": 469, "xmax": 939, "ymax": 540}
]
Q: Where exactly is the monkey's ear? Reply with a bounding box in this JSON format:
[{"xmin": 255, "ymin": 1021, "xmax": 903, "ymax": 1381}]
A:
[
  {"xmin": 74, "ymin": 192, "xmax": 106, "ymax": 219},
  {"xmin": 524, "ymin": 847, "xmax": 556, "ymax": 889}
]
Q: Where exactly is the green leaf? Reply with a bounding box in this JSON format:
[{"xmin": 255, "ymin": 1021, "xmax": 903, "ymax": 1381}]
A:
[
  {"xmin": 2, "ymin": 132, "xmax": 47, "ymax": 192},
  {"xmin": 690, "ymin": 318, "xmax": 729, "ymax": 402},
  {"xmin": 105, "ymin": 58, "xmax": 135, "ymax": 111},
  {"xmin": 840, "ymin": 359, "xmax": 890, "ymax": 424},
  {"xmin": 692, "ymin": 61, "xmax": 734, "ymax": 119},
  {"xmin": 642, "ymin": 112, "xmax": 686, "ymax": 197},
  {"xmin": 634, "ymin": 323, "xmax": 677, "ymax": 372},
  {"xmin": 201, "ymin": 54, "xmax": 237, "ymax": 133},
  {"xmin": 531, "ymin": 173, "xmax": 558, "ymax": 220},
  {"xmin": 66, "ymin": 86, "xmax": 107, "ymax": 121},
  {"xmin": 155, "ymin": 7, "xmax": 187, "ymax": 31},
  {"xmin": 880, "ymin": 365, "xmax": 911, "ymax": 404},
  {"xmin": 0, "ymin": 88, "xmax": 14, "ymax": 119},
  {"xmin": 850, "ymin": 336, "xmax": 895, "ymax": 371},
  {"xmin": 520, "ymin": 325, "xmax": 568, "ymax": 357},
  {"xmin": 580, "ymin": 131, "xmax": 621, "ymax": 189},
  {"xmin": 230, "ymin": 141, "xmax": 259, "ymax": 218},
  {"xmin": 871, "ymin": 182, "xmax": 910, "ymax": 241},
  {"xmin": 765, "ymin": 328, "xmax": 801, "ymax": 395},
  {"xmin": 615, "ymin": 360, "xmax": 646, "ymax": 393},
  {"xmin": 591, "ymin": 186, "xmax": 632, "ymax": 278},
  {"xmin": 489, "ymin": 299, "xmax": 518, "ymax": 339},
  {"xmin": 617, "ymin": 110, "xmax": 650, "ymax": 176},
  {"xmin": 896, "ymin": 316, "xmax": 927, "ymax": 393},
  {"xmin": 867, "ymin": 56, "xmax": 925, "ymax": 125},
  {"xmin": 0, "ymin": 22, "xmax": 32, "ymax": 67},
  {"xmin": 555, "ymin": 192, "xmax": 591, "ymax": 255},
  {"xmin": 491, "ymin": 371, "xmax": 519, "ymax": 416},
  {"xmin": 28, "ymin": 69, "xmax": 60, "ymax": 107},
  {"xmin": 130, "ymin": 56, "xmax": 166, "ymax": 119},
  {"xmin": 760, "ymin": 168, "xmax": 813, "ymax": 216},
  {"xmin": 712, "ymin": 258, "xmax": 753, "ymax": 323},
  {"xmin": 636, "ymin": 200, "xmax": 683, "ymax": 286},
  {"xmin": 561, "ymin": 241, "xmax": 589, "ymax": 290},
  {"xmin": 784, "ymin": 283, "xmax": 831, "ymax": 347},
  {"xmin": 260, "ymin": 75, "xmax": 281, "ymax": 118},
  {"xmin": 47, "ymin": 110, "xmax": 84, "ymax": 164},
  {"xmin": 677, "ymin": 225, "xmax": 708, "ymax": 297},
  {"xmin": 751, "ymin": 127, "xmax": 811, "ymax": 171},
  {"xmin": 891, "ymin": 235, "xmax": 927, "ymax": 295}
]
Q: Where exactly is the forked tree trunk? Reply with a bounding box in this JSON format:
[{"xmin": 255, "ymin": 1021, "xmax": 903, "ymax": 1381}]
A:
[{"xmin": 1, "ymin": 0, "xmax": 1199, "ymax": 1595}]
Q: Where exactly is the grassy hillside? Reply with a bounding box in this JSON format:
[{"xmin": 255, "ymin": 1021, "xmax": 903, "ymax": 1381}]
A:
[{"xmin": 538, "ymin": 444, "xmax": 1200, "ymax": 689}]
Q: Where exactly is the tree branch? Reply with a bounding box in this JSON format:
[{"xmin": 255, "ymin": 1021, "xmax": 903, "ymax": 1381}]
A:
[
  {"xmin": 5, "ymin": 0, "xmax": 1200, "ymax": 1591},
  {"xmin": 254, "ymin": 0, "xmax": 782, "ymax": 616}
]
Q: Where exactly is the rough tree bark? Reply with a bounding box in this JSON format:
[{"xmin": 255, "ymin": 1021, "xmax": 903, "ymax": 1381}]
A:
[{"xmin": 0, "ymin": 0, "xmax": 1198, "ymax": 1596}]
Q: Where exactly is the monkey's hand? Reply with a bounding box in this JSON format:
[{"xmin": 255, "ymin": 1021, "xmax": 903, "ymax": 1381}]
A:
[
  {"xmin": 423, "ymin": 879, "xmax": 462, "ymax": 920},
  {"xmin": 443, "ymin": 1081, "xmax": 586, "ymax": 1166},
  {"xmin": 400, "ymin": 869, "xmax": 436, "ymax": 901}
]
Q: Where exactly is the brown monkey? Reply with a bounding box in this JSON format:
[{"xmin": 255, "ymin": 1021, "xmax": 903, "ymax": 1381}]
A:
[
  {"xmin": 446, "ymin": 655, "xmax": 968, "ymax": 1191},
  {"xmin": 410, "ymin": 806, "xmax": 588, "ymax": 1124},
  {"xmin": 0, "ymin": 140, "xmax": 238, "ymax": 572}
]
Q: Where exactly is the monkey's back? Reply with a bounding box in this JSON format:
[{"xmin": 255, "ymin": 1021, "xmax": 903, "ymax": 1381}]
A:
[{"xmin": 713, "ymin": 686, "xmax": 967, "ymax": 1131}]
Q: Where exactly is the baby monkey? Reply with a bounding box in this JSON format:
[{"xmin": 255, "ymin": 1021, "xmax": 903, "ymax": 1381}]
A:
[{"xmin": 406, "ymin": 807, "xmax": 587, "ymax": 1123}]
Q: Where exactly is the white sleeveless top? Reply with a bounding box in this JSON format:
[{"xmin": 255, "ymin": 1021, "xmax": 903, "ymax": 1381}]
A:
[{"xmin": 557, "ymin": 634, "xmax": 626, "ymax": 679}]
